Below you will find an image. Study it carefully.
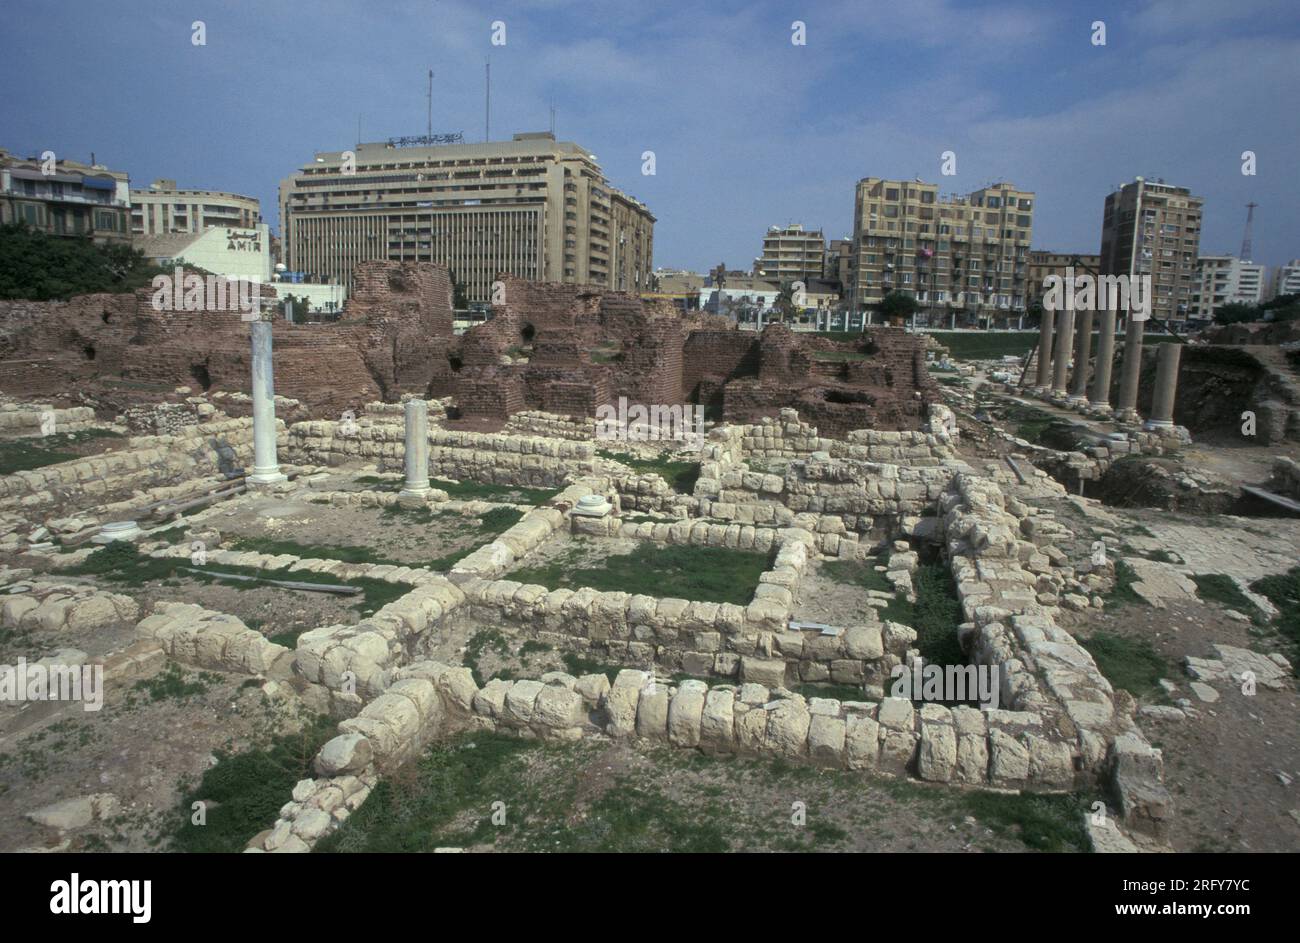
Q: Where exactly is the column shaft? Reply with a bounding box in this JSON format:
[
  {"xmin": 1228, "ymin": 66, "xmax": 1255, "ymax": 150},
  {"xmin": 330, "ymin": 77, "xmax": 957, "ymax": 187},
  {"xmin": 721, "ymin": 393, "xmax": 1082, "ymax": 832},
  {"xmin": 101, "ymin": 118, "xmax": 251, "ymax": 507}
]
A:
[
  {"xmin": 401, "ymin": 398, "xmax": 431, "ymax": 495},
  {"xmin": 1145, "ymin": 342, "xmax": 1182, "ymax": 429},
  {"xmin": 1035, "ymin": 308, "xmax": 1055, "ymax": 390},
  {"xmin": 1069, "ymin": 309, "xmax": 1094, "ymax": 403},
  {"xmin": 1051, "ymin": 309, "xmax": 1075, "ymax": 395},
  {"xmin": 1089, "ymin": 307, "xmax": 1117, "ymax": 410},
  {"xmin": 248, "ymin": 320, "xmax": 286, "ymax": 484},
  {"xmin": 1116, "ymin": 317, "xmax": 1146, "ymax": 422}
]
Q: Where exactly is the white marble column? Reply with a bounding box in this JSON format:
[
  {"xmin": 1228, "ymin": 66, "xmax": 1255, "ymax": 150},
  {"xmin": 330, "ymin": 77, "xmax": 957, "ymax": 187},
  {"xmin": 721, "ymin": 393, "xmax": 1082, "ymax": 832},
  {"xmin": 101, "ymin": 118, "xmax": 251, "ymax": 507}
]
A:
[
  {"xmin": 247, "ymin": 319, "xmax": 286, "ymax": 485},
  {"xmin": 1116, "ymin": 317, "xmax": 1146, "ymax": 423},
  {"xmin": 400, "ymin": 398, "xmax": 431, "ymax": 498},
  {"xmin": 1051, "ymin": 308, "xmax": 1075, "ymax": 396}
]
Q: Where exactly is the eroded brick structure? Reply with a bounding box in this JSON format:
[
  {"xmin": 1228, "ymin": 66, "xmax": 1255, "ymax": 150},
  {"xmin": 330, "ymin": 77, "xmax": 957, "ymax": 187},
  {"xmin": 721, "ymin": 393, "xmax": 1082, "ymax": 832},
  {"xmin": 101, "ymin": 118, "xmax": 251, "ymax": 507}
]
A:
[{"xmin": 0, "ymin": 262, "xmax": 938, "ymax": 432}]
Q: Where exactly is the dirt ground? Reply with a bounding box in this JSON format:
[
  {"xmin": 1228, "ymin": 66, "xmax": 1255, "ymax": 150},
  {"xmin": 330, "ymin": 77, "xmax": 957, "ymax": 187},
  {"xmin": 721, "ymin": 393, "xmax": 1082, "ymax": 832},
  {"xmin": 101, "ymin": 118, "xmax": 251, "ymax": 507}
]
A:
[
  {"xmin": 1056, "ymin": 597, "xmax": 1300, "ymax": 852},
  {"xmin": 199, "ymin": 494, "xmax": 501, "ymax": 567},
  {"xmin": 0, "ymin": 660, "xmax": 305, "ymax": 853}
]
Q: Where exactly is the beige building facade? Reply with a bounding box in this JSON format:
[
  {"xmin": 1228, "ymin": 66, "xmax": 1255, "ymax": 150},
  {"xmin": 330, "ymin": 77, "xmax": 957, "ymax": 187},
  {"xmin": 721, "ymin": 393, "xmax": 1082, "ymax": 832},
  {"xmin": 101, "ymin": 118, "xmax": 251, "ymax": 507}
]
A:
[
  {"xmin": 1027, "ymin": 250, "xmax": 1102, "ymax": 308},
  {"xmin": 755, "ymin": 224, "xmax": 825, "ymax": 283},
  {"xmin": 847, "ymin": 177, "xmax": 1034, "ymax": 321},
  {"xmin": 1099, "ymin": 177, "xmax": 1203, "ymax": 322},
  {"xmin": 278, "ymin": 132, "xmax": 654, "ymax": 302},
  {"xmin": 130, "ymin": 179, "xmax": 260, "ymax": 236},
  {"xmin": 0, "ymin": 148, "xmax": 131, "ymax": 245}
]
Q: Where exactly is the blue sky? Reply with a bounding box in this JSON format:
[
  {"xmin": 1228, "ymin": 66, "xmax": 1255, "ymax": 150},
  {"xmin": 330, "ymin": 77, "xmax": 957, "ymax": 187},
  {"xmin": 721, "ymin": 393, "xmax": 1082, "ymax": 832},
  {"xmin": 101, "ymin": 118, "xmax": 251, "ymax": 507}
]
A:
[{"xmin": 3, "ymin": 0, "xmax": 1298, "ymax": 270}]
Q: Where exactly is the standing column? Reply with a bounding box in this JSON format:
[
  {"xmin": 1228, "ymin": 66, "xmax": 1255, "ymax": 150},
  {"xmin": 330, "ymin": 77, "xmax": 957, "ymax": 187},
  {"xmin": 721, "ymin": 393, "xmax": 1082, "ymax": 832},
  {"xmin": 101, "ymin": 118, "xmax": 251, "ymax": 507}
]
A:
[
  {"xmin": 400, "ymin": 398, "xmax": 431, "ymax": 498},
  {"xmin": 1116, "ymin": 316, "xmax": 1146, "ymax": 422},
  {"xmin": 247, "ymin": 320, "xmax": 286, "ymax": 485},
  {"xmin": 1143, "ymin": 342, "xmax": 1182, "ymax": 430},
  {"xmin": 1068, "ymin": 309, "xmax": 1094, "ymax": 405},
  {"xmin": 1089, "ymin": 306, "xmax": 1117, "ymax": 412},
  {"xmin": 1051, "ymin": 308, "xmax": 1075, "ymax": 396},
  {"xmin": 1035, "ymin": 307, "xmax": 1055, "ymax": 390}
]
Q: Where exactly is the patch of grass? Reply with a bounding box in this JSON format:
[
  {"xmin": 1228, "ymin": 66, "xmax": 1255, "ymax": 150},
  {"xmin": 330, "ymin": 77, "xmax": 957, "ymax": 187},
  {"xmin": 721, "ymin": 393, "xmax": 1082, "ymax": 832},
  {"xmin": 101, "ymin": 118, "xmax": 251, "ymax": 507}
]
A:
[
  {"xmin": 170, "ymin": 715, "xmax": 336, "ymax": 853},
  {"xmin": 464, "ymin": 628, "xmax": 512, "ymax": 686},
  {"xmin": 129, "ymin": 661, "xmax": 221, "ymax": 705},
  {"xmin": 597, "ymin": 449, "xmax": 700, "ymax": 493},
  {"xmin": 508, "ymin": 541, "xmax": 768, "ymax": 606},
  {"xmin": 1078, "ymin": 631, "xmax": 1171, "ymax": 701},
  {"xmin": 316, "ymin": 733, "xmax": 538, "ymax": 853},
  {"xmin": 1106, "ymin": 558, "xmax": 1144, "ymax": 607},
  {"xmin": 430, "ymin": 478, "xmax": 557, "ymax": 505},
  {"xmin": 0, "ymin": 429, "xmax": 124, "ymax": 475},
  {"xmin": 958, "ymin": 790, "xmax": 1093, "ymax": 852},
  {"xmin": 229, "ymin": 535, "xmax": 397, "ymax": 566},
  {"xmin": 1250, "ymin": 565, "xmax": 1300, "ymax": 675},
  {"xmin": 821, "ymin": 559, "xmax": 893, "ymax": 594},
  {"xmin": 909, "ymin": 563, "xmax": 965, "ymax": 668},
  {"xmin": 1190, "ymin": 573, "xmax": 1263, "ymax": 622},
  {"xmin": 561, "ymin": 651, "xmax": 621, "ymax": 682}
]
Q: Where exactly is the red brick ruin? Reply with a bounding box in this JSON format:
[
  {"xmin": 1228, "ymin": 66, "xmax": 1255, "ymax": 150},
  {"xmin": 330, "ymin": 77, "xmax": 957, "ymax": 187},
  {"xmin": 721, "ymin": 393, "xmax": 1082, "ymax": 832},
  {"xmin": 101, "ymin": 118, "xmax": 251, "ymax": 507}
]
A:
[{"xmin": 0, "ymin": 262, "xmax": 939, "ymax": 434}]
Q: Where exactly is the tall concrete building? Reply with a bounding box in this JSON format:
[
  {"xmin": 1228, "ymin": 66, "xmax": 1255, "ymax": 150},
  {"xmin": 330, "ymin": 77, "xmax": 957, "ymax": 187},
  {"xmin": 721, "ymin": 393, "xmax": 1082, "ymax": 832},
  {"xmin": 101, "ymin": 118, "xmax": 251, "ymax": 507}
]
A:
[
  {"xmin": 1190, "ymin": 255, "xmax": 1265, "ymax": 319},
  {"xmin": 0, "ymin": 148, "xmax": 131, "ymax": 245},
  {"xmin": 130, "ymin": 179, "xmax": 260, "ymax": 236},
  {"xmin": 278, "ymin": 132, "xmax": 654, "ymax": 301},
  {"xmin": 847, "ymin": 178, "xmax": 1034, "ymax": 322},
  {"xmin": 1268, "ymin": 260, "xmax": 1300, "ymax": 301},
  {"xmin": 1099, "ymin": 177, "xmax": 1203, "ymax": 323},
  {"xmin": 754, "ymin": 224, "xmax": 825, "ymax": 282}
]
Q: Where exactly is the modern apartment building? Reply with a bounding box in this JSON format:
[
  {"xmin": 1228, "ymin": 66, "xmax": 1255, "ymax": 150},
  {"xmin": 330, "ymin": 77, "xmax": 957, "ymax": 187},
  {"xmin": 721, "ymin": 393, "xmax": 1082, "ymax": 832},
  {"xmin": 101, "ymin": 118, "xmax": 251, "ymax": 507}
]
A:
[
  {"xmin": 1268, "ymin": 260, "xmax": 1300, "ymax": 301},
  {"xmin": 1099, "ymin": 177, "xmax": 1203, "ymax": 322},
  {"xmin": 1027, "ymin": 250, "xmax": 1102, "ymax": 308},
  {"xmin": 754, "ymin": 224, "xmax": 825, "ymax": 283},
  {"xmin": 1190, "ymin": 255, "xmax": 1265, "ymax": 319},
  {"xmin": 0, "ymin": 148, "xmax": 131, "ymax": 245},
  {"xmin": 847, "ymin": 178, "xmax": 1034, "ymax": 322},
  {"xmin": 130, "ymin": 179, "xmax": 260, "ymax": 236},
  {"xmin": 278, "ymin": 132, "xmax": 654, "ymax": 301}
]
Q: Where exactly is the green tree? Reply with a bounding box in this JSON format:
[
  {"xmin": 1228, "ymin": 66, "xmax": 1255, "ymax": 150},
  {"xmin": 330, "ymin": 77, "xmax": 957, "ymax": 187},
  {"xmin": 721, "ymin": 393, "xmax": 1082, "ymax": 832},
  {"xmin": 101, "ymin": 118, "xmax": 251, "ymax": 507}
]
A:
[
  {"xmin": 0, "ymin": 223, "xmax": 164, "ymax": 300},
  {"xmin": 878, "ymin": 290, "xmax": 920, "ymax": 324},
  {"xmin": 1213, "ymin": 302, "xmax": 1260, "ymax": 325}
]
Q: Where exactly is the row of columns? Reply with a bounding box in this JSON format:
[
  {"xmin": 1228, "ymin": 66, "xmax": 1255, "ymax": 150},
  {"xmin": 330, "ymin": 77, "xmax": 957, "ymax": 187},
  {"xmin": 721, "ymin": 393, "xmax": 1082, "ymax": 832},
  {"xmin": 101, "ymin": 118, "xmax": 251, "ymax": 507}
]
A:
[{"xmin": 1033, "ymin": 309, "xmax": 1182, "ymax": 429}]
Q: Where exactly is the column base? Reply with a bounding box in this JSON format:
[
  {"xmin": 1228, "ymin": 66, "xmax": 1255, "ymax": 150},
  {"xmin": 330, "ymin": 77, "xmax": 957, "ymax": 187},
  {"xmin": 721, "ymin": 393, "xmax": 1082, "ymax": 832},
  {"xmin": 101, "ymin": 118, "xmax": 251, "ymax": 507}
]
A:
[
  {"xmin": 247, "ymin": 469, "xmax": 288, "ymax": 486},
  {"xmin": 1066, "ymin": 394, "xmax": 1089, "ymax": 407},
  {"xmin": 1087, "ymin": 400, "xmax": 1112, "ymax": 415},
  {"xmin": 1142, "ymin": 418, "xmax": 1174, "ymax": 431},
  {"xmin": 398, "ymin": 486, "xmax": 431, "ymax": 507}
]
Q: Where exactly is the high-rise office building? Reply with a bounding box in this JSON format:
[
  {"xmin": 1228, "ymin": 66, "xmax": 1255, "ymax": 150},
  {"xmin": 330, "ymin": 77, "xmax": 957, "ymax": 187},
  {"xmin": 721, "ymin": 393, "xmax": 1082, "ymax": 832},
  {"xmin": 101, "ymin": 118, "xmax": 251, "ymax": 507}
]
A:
[{"xmin": 278, "ymin": 132, "xmax": 654, "ymax": 301}]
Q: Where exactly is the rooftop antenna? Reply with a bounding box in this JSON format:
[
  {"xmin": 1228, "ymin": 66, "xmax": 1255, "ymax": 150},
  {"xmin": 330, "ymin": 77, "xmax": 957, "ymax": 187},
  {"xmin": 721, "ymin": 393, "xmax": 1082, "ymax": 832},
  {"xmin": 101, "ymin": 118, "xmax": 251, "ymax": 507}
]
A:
[
  {"xmin": 427, "ymin": 69, "xmax": 433, "ymax": 140},
  {"xmin": 485, "ymin": 60, "xmax": 491, "ymax": 142},
  {"xmin": 1241, "ymin": 202, "xmax": 1258, "ymax": 261},
  {"xmin": 549, "ymin": 101, "xmax": 556, "ymax": 136}
]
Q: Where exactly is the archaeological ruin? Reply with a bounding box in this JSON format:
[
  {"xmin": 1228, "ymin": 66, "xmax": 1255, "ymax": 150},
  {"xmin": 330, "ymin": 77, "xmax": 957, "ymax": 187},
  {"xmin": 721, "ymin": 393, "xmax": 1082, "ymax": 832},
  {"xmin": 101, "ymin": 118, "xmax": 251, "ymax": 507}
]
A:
[{"xmin": 1, "ymin": 261, "xmax": 1297, "ymax": 856}]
